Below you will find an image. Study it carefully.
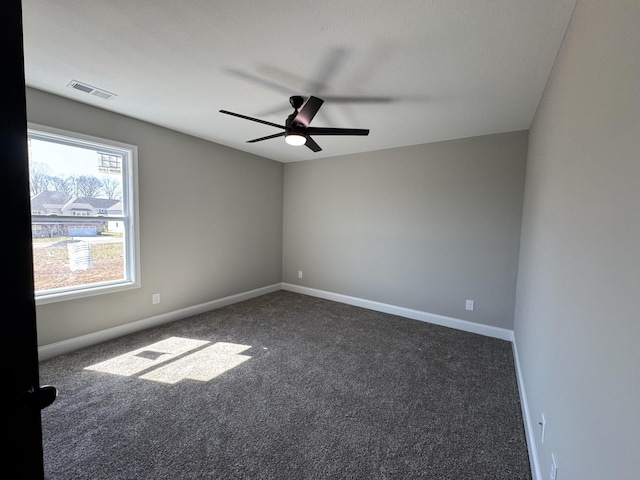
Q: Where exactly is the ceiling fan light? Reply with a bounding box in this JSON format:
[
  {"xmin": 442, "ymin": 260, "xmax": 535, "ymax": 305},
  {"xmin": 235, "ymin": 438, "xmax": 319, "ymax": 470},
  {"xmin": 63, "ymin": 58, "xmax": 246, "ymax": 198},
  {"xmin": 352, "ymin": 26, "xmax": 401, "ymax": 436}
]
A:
[{"xmin": 285, "ymin": 134, "xmax": 306, "ymax": 146}]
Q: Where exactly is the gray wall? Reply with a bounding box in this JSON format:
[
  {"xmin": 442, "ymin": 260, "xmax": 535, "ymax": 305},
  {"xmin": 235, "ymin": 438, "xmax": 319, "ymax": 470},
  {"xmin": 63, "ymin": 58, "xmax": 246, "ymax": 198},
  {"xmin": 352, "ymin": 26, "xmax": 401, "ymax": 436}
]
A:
[
  {"xmin": 283, "ymin": 131, "xmax": 528, "ymax": 330},
  {"xmin": 514, "ymin": 0, "xmax": 640, "ymax": 479},
  {"xmin": 27, "ymin": 88, "xmax": 284, "ymax": 347}
]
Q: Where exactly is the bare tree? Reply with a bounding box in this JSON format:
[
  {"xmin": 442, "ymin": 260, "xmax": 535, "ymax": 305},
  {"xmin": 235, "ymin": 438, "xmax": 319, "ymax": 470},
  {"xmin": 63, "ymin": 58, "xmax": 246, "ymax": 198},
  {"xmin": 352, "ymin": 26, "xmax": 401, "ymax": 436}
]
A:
[
  {"xmin": 75, "ymin": 175, "xmax": 103, "ymax": 198},
  {"xmin": 101, "ymin": 177, "xmax": 122, "ymax": 200},
  {"xmin": 29, "ymin": 162, "xmax": 52, "ymax": 196},
  {"xmin": 49, "ymin": 175, "xmax": 74, "ymax": 194}
]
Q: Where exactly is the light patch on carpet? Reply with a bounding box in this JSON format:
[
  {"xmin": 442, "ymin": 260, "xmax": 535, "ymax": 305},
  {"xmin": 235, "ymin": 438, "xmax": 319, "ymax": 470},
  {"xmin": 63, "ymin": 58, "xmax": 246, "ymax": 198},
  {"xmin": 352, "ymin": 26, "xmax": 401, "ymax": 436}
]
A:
[
  {"xmin": 140, "ymin": 342, "xmax": 252, "ymax": 384},
  {"xmin": 84, "ymin": 337, "xmax": 252, "ymax": 383}
]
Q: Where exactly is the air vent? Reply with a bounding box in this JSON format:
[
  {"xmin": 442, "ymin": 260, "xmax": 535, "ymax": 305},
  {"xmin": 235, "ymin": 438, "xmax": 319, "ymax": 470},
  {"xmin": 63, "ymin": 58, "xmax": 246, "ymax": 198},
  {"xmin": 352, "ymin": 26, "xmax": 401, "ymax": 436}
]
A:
[{"xmin": 66, "ymin": 80, "xmax": 117, "ymax": 100}]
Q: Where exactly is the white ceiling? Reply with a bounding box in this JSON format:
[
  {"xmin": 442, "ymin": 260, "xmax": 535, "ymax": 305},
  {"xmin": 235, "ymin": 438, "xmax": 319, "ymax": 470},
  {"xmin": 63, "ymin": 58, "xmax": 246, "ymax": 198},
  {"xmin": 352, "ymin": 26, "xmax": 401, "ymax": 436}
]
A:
[{"xmin": 21, "ymin": 0, "xmax": 576, "ymax": 163}]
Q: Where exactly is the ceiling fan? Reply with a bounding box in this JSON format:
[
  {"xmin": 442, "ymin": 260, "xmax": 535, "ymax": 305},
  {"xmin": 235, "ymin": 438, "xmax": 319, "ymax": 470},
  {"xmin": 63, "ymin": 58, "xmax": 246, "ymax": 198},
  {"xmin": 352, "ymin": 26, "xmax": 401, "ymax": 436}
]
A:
[{"xmin": 219, "ymin": 95, "xmax": 369, "ymax": 152}]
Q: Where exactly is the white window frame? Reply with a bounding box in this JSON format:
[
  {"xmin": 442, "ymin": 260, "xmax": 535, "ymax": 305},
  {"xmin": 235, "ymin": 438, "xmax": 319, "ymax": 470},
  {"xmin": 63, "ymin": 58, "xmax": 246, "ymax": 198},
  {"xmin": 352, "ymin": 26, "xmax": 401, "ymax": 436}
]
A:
[{"xmin": 28, "ymin": 123, "xmax": 141, "ymax": 304}]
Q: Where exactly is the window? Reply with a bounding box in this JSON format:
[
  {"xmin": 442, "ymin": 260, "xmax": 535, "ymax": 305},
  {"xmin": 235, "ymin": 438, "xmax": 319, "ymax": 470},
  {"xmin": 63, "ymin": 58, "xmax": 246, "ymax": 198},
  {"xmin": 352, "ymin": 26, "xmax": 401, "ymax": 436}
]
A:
[{"xmin": 28, "ymin": 124, "xmax": 140, "ymax": 304}]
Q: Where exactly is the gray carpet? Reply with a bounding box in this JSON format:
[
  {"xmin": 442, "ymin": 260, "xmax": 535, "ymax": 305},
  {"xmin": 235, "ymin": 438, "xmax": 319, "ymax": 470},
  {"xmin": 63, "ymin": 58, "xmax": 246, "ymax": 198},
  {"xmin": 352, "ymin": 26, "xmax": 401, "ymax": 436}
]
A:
[{"xmin": 39, "ymin": 290, "xmax": 531, "ymax": 479}]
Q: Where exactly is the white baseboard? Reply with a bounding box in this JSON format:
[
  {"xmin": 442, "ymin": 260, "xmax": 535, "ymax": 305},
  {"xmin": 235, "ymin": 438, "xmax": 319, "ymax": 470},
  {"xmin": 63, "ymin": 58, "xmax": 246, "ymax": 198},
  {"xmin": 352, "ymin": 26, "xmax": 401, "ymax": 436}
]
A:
[
  {"xmin": 39, "ymin": 282, "xmax": 513, "ymax": 361},
  {"xmin": 282, "ymin": 283, "xmax": 514, "ymax": 342},
  {"xmin": 512, "ymin": 335, "xmax": 541, "ymax": 480},
  {"xmin": 37, "ymin": 283, "xmax": 281, "ymax": 361}
]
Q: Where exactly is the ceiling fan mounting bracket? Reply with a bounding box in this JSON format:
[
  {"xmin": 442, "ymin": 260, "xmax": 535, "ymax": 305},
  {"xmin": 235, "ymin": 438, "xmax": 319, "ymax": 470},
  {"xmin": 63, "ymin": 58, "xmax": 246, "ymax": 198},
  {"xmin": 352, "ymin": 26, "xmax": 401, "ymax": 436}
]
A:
[{"xmin": 289, "ymin": 95, "xmax": 305, "ymax": 109}]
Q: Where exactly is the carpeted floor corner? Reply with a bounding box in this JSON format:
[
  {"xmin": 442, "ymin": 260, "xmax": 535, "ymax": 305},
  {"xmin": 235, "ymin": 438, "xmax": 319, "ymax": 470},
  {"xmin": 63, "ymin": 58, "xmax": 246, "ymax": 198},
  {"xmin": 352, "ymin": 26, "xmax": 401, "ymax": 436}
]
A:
[{"xmin": 39, "ymin": 290, "xmax": 532, "ymax": 479}]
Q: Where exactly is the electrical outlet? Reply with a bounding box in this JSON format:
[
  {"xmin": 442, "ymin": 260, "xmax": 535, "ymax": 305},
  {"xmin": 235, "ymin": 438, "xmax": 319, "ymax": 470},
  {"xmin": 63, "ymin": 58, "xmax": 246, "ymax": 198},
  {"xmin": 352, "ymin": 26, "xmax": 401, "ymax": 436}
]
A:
[
  {"xmin": 298, "ymin": 270, "xmax": 303, "ymax": 279},
  {"xmin": 549, "ymin": 453, "xmax": 557, "ymax": 480},
  {"xmin": 465, "ymin": 299, "xmax": 474, "ymax": 311},
  {"xmin": 152, "ymin": 293, "xmax": 160, "ymax": 304}
]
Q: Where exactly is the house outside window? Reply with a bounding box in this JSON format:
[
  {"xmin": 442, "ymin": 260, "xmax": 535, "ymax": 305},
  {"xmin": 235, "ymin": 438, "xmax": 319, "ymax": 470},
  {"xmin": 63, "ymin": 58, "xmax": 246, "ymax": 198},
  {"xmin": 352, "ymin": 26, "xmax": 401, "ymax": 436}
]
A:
[{"xmin": 28, "ymin": 124, "xmax": 140, "ymax": 304}]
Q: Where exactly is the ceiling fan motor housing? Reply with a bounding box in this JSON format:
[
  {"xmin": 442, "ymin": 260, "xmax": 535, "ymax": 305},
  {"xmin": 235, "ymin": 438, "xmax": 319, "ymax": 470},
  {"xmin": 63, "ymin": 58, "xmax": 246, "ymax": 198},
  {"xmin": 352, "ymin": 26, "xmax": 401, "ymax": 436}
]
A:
[{"xmin": 286, "ymin": 112, "xmax": 304, "ymax": 133}]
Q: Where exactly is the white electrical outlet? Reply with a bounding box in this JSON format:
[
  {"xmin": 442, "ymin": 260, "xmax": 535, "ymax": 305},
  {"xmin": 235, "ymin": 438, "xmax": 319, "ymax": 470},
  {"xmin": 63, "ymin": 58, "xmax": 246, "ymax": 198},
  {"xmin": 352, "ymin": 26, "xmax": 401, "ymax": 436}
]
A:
[
  {"xmin": 549, "ymin": 453, "xmax": 557, "ymax": 480},
  {"xmin": 465, "ymin": 299, "xmax": 474, "ymax": 311},
  {"xmin": 298, "ymin": 270, "xmax": 303, "ymax": 279},
  {"xmin": 152, "ymin": 293, "xmax": 160, "ymax": 304},
  {"xmin": 540, "ymin": 413, "xmax": 546, "ymax": 443}
]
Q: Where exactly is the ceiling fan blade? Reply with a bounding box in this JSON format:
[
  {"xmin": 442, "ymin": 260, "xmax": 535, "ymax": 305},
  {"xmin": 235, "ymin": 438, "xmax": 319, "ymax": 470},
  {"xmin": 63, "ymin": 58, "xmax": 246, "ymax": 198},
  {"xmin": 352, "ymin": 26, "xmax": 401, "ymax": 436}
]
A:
[
  {"xmin": 226, "ymin": 69, "xmax": 294, "ymax": 96},
  {"xmin": 294, "ymin": 96, "xmax": 324, "ymax": 127},
  {"xmin": 322, "ymin": 95, "xmax": 394, "ymax": 104},
  {"xmin": 306, "ymin": 127, "xmax": 370, "ymax": 136},
  {"xmin": 256, "ymin": 104, "xmax": 299, "ymax": 118},
  {"xmin": 305, "ymin": 136, "xmax": 322, "ymax": 152},
  {"xmin": 246, "ymin": 132, "xmax": 286, "ymax": 143},
  {"xmin": 219, "ymin": 110, "xmax": 284, "ymax": 129}
]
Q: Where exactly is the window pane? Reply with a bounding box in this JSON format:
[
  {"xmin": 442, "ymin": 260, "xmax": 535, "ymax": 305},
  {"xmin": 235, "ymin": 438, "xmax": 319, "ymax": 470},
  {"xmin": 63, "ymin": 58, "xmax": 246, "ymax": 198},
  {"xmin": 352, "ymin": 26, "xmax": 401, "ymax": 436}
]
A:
[{"xmin": 28, "ymin": 126, "xmax": 138, "ymax": 302}]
